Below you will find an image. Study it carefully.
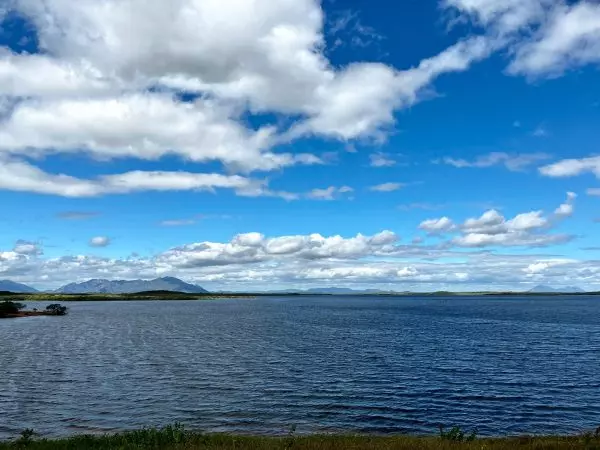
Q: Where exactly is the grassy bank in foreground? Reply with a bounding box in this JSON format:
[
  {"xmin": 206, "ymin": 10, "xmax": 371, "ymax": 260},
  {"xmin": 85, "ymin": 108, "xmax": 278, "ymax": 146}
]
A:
[{"xmin": 2, "ymin": 425, "xmax": 600, "ymax": 450}]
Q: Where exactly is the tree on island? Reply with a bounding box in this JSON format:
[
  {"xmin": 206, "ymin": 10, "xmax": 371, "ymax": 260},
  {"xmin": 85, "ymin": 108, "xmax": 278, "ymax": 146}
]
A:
[
  {"xmin": 0, "ymin": 301, "xmax": 26, "ymax": 317},
  {"xmin": 45, "ymin": 304, "xmax": 68, "ymax": 316}
]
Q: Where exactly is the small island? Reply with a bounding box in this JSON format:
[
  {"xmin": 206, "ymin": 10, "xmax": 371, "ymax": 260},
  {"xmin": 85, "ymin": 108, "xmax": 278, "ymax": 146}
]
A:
[{"xmin": 0, "ymin": 301, "xmax": 68, "ymax": 319}]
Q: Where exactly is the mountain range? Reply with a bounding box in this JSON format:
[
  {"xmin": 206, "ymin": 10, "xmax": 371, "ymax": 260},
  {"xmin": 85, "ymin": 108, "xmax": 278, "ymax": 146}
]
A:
[
  {"xmin": 0, "ymin": 278, "xmax": 589, "ymax": 295},
  {"xmin": 0, "ymin": 280, "xmax": 39, "ymax": 293},
  {"xmin": 55, "ymin": 277, "xmax": 208, "ymax": 294}
]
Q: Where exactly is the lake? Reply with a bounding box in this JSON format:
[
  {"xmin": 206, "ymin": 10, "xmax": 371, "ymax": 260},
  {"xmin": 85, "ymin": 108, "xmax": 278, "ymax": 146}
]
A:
[{"xmin": 1, "ymin": 295, "xmax": 599, "ymax": 439}]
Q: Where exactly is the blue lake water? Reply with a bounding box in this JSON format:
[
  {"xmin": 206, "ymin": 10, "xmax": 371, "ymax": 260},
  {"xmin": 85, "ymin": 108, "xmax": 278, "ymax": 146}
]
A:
[{"xmin": 1, "ymin": 295, "xmax": 599, "ymax": 439}]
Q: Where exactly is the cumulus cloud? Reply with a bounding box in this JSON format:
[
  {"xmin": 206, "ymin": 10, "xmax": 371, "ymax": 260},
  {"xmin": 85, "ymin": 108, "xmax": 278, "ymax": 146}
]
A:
[
  {"xmin": 444, "ymin": 0, "xmax": 551, "ymax": 34},
  {"xmin": 540, "ymin": 156, "xmax": 600, "ymax": 178},
  {"xmin": 1, "ymin": 0, "xmax": 495, "ymax": 165},
  {"xmin": 442, "ymin": 192, "xmax": 576, "ymax": 248},
  {"xmin": 0, "ymin": 0, "xmax": 594, "ymax": 185},
  {"xmin": 0, "ymin": 93, "xmax": 323, "ymax": 172},
  {"xmin": 508, "ymin": 2, "xmax": 600, "ymax": 77},
  {"xmin": 419, "ymin": 217, "xmax": 455, "ymax": 234},
  {"xmin": 89, "ymin": 236, "xmax": 111, "ymax": 248},
  {"xmin": 0, "ymin": 49, "xmax": 117, "ymax": 98},
  {"xmin": 440, "ymin": 152, "xmax": 551, "ymax": 171},
  {"xmin": 156, "ymin": 230, "xmax": 402, "ymax": 269},
  {"xmin": 524, "ymin": 261, "xmax": 550, "ymax": 274},
  {"xmin": 446, "ymin": 0, "xmax": 600, "ymax": 78},
  {"xmin": 13, "ymin": 240, "xmax": 42, "ymax": 256},
  {"xmin": 554, "ymin": 192, "xmax": 576, "ymax": 218},
  {"xmin": 1, "ymin": 232, "xmax": 597, "ymax": 292}
]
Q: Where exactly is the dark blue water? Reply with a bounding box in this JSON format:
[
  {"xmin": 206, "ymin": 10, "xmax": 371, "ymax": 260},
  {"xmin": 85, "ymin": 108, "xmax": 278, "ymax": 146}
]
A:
[{"xmin": 1, "ymin": 295, "xmax": 599, "ymax": 439}]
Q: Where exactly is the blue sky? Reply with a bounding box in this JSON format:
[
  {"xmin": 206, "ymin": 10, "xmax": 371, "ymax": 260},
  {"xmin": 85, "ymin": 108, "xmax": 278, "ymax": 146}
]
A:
[{"xmin": 0, "ymin": 0, "xmax": 599, "ymax": 291}]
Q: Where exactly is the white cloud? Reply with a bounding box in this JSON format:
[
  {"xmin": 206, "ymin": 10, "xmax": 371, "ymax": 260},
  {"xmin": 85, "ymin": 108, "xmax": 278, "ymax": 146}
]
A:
[
  {"xmin": 506, "ymin": 211, "xmax": 548, "ymax": 231},
  {"xmin": 440, "ymin": 152, "xmax": 550, "ymax": 171},
  {"xmin": 444, "ymin": 0, "xmax": 551, "ymax": 34},
  {"xmin": 0, "ymin": 93, "xmax": 323, "ymax": 172},
  {"xmin": 449, "ymin": 193, "xmax": 575, "ymax": 247},
  {"xmin": 417, "ymin": 193, "xmax": 576, "ymax": 248},
  {"xmin": 554, "ymin": 192, "xmax": 577, "ymax": 218},
  {"xmin": 446, "ymin": 0, "xmax": 600, "ymax": 78},
  {"xmin": 587, "ymin": 188, "xmax": 600, "ymax": 196},
  {"xmin": 156, "ymin": 230, "xmax": 403, "ymax": 269},
  {"xmin": 453, "ymin": 231, "xmax": 568, "ymax": 248},
  {"xmin": 523, "ymin": 259, "xmax": 571, "ymax": 275},
  {"xmin": 0, "ymin": 156, "xmax": 103, "ymax": 197},
  {"xmin": 0, "ymin": 156, "xmax": 298, "ymax": 198},
  {"xmin": 1, "ymin": 233, "xmax": 597, "ymax": 292},
  {"xmin": 463, "ymin": 209, "xmax": 505, "ymax": 234},
  {"xmin": 419, "ymin": 217, "xmax": 455, "ymax": 234},
  {"xmin": 369, "ymin": 152, "xmax": 396, "ymax": 167},
  {"xmin": 370, "ymin": 182, "xmax": 404, "ymax": 192},
  {"xmin": 3, "ymin": 0, "xmax": 494, "ymax": 151},
  {"xmin": 540, "ymin": 156, "xmax": 600, "ymax": 178},
  {"xmin": 89, "ymin": 236, "xmax": 111, "ymax": 248},
  {"xmin": 0, "ymin": 49, "xmax": 117, "ymax": 98},
  {"xmin": 508, "ymin": 2, "xmax": 600, "ymax": 77},
  {"xmin": 13, "ymin": 240, "xmax": 42, "ymax": 256},
  {"xmin": 524, "ymin": 261, "xmax": 550, "ymax": 274},
  {"xmin": 0, "ymin": 166, "xmax": 359, "ymax": 201},
  {"xmin": 306, "ymin": 186, "xmax": 353, "ymax": 200}
]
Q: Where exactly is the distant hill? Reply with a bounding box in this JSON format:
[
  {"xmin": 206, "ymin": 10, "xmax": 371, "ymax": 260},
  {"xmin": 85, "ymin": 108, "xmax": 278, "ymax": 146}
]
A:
[
  {"xmin": 304, "ymin": 287, "xmax": 361, "ymax": 294},
  {"xmin": 528, "ymin": 285, "xmax": 585, "ymax": 294},
  {"xmin": 55, "ymin": 277, "xmax": 208, "ymax": 294},
  {"xmin": 0, "ymin": 280, "xmax": 38, "ymax": 293},
  {"xmin": 265, "ymin": 287, "xmax": 402, "ymax": 295}
]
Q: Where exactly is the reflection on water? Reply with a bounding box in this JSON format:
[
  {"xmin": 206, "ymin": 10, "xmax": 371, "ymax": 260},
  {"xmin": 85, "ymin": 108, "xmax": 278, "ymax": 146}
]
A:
[{"xmin": 1, "ymin": 295, "xmax": 599, "ymax": 438}]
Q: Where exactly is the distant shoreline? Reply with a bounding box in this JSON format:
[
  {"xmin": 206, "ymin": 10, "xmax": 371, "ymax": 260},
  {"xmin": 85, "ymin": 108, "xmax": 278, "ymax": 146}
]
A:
[
  {"xmin": 1, "ymin": 311, "xmax": 65, "ymax": 318},
  {"xmin": 0, "ymin": 290, "xmax": 598, "ymax": 302}
]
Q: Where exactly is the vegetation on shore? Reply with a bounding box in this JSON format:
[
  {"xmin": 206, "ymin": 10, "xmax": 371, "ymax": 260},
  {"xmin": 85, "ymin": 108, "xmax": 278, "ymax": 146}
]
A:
[
  {"xmin": 2, "ymin": 424, "xmax": 600, "ymax": 450},
  {"xmin": 0, "ymin": 291, "xmax": 255, "ymax": 302},
  {"xmin": 0, "ymin": 301, "xmax": 68, "ymax": 318}
]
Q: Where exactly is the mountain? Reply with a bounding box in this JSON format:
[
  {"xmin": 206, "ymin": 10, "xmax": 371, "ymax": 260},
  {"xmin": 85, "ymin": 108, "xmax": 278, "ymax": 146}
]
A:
[
  {"xmin": 528, "ymin": 285, "xmax": 585, "ymax": 294},
  {"xmin": 265, "ymin": 287, "xmax": 401, "ymax": 295},
  {"xmin": 304, "ymin": 287, "xmax": 361, "ymax": 294},
  {"xmin": 0, "ymin": 280, "xmax": 38, "ymax": 293},
  {"xmin": 55, "ymin": 277, "xmax": 208, "ymax": 294}
]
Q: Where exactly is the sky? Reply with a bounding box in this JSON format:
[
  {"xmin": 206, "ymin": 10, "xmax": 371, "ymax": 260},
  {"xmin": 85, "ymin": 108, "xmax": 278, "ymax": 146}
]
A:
[{"xmin": 0, "ymin": 0, "xmax": 599, "ymax": 292}]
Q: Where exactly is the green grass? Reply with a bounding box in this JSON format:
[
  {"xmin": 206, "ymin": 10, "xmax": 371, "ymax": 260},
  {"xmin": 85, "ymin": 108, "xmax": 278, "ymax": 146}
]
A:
[{"xmin": 2, "ymin": 425, "xmax": 600, "ymax": 450}]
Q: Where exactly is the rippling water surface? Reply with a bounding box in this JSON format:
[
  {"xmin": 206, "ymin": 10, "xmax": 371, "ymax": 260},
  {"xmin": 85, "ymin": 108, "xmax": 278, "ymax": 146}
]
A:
[{"xmin": 1, "ymin": 295, "xmax": 600, "ymax": 438}]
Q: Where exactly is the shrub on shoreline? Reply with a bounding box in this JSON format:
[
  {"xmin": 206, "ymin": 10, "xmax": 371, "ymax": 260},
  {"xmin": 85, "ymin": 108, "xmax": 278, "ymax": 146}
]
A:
[{"xmin": 0, "ymin": 301, "xmax": 25, "ymax": 317}]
